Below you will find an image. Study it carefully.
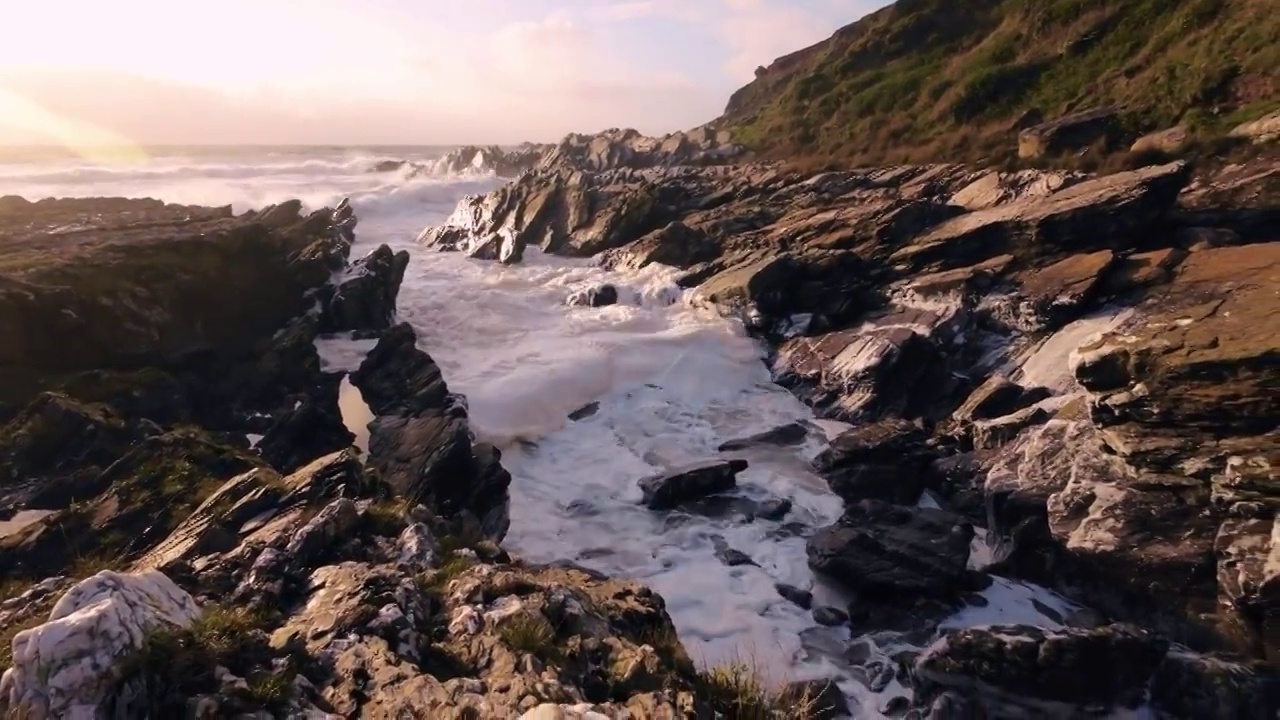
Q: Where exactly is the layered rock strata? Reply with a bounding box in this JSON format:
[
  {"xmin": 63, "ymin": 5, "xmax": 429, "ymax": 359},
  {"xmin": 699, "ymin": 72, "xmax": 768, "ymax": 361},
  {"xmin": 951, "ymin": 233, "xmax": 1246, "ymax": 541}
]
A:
[{"xmin": 421, "ymin": 128, "xmax": 1280, "ymax": 716}]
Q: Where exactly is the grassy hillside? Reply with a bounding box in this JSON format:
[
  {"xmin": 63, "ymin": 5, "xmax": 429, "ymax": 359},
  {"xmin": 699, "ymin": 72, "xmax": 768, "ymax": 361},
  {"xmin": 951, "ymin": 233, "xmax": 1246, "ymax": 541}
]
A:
[{"xmin": 718, "ymin": 0, "xmax": 1278, "ymax": 166}]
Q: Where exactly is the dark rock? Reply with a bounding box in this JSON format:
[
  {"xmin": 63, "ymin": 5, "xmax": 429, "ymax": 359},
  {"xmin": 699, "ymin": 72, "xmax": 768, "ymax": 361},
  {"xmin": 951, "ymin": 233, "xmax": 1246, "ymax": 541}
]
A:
[
  {"xmin": 0, "ymin": 393, "xmax": 138, "ymax": 502},
  {"xmin": 715, "ymin": 547, "xmax": 757, "ymax": 568},
  {"xmin": 1017, "ymin": 107, "xmax": 1120, "ymax": 159},
  {"xmin": 606, "ymin": 221, "xmax": 721, "ymax": 271},
  {"xmin": 814, "ymin": 419, "xmax": 935, "ymax": 504},
  {"xmin": 775, "ymin": 583, "xmax": 814, "ymax": 609},
  {"xmin": 1149, "ymin": 649, "xmax": 1279, "ymax": 719},
  {"xmin": 807, "ymin": 500, "xmax": 975, "ymax": 601},
  {"xmin": 321, "ymin": 244, "xmax": 410, "ymax": 333},
  {"xmin": 353, "ymin": 323, "xmax": 511, "ymax": 540},
  {"xmin": 637, "ymin": 459, "xmax": 748, "ymax": 511},
  {"xmin": 698, "ymin": 250, "xmax": 878, "ymax": 333},
  {"xmin": 255, "ymin": 378, "xmax": 355, "ymax": 474},
  {"xmin": 950, "ymin": 376, "xmax": 1050, "ymax": 425},
  {"xmin": 568, "ymin": 402, "xmax": 600, "ymax": 421},
  {"xmin": 753, "ymin": 498, "xmax": 793, "ymax": 522},
  {"xmin": 914, "ymin": 623, "xmax": 1170, "ymax": 712},
  {"xmin": 717, "ymin": 422, "xmax": 809, "ymax": 451},
  {"xmin": 782, "ymin": 678, "xmax": 852, "ymax": 719},
  {"xmin": 350, "ymin": 323, "xmax": 450, "ymax": 416},
  {"xmin": 813, "ymin": 607, "xmax": 849, "ymax": 627},
  {"xmin": 566, "ymin": 284, "xmax": 619, "ymax": 308}
]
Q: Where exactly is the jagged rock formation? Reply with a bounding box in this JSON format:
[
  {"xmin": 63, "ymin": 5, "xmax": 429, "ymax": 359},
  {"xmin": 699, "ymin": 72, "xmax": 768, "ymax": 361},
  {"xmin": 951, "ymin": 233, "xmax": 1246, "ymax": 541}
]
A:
[
  {"xmin": 537, "ymin": 127, "xmax": 741, "ymax": 172},
  {"xmin": 318, "ymin": 243, "xmax": 410, "ymax": 333},
  {"xmin": 351, "ymin": 323, "xmax": 513, "ymax": 540},
  {"xmin": 372, "ymin": 143, "xmax": 549, "ymax": 178},
  {"xmin": 0, "ymin": 197, "xmax": 343, "ymax": 407},
  {"xmin": 0, "ymin": 197, "xmax": 420, "ymax": 586},
  {"xmin": 0, "ymin": 439, "xmax": 706, "ymax": 718},
  {"xmin": 422, "ymin": 133, "xmax": 1280, "ymax": 715}
]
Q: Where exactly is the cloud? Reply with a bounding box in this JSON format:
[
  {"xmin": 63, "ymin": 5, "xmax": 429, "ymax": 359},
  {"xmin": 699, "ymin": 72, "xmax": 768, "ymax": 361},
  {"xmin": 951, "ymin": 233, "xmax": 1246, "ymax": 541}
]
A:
[
  {"xmin": 0, "ymin": 1, "xmax": 879, "ymax": 145},
  {"xmin": 600, "ymin": 1, "xmax": 660, "ymax": 21}
]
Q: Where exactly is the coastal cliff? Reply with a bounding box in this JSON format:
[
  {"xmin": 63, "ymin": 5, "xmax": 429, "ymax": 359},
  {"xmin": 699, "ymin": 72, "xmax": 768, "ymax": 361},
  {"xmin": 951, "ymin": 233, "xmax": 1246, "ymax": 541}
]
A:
[{"xmin": 715, "ymin": 0, "xmax": 1279, "ymax": 165}]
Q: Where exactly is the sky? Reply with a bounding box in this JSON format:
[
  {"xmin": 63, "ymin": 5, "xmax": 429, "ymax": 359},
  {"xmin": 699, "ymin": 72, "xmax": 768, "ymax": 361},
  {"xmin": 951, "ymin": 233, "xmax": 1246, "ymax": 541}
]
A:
[{"xmin": 0, "ymin": 0, "xmax": 887, "ymax": 146}]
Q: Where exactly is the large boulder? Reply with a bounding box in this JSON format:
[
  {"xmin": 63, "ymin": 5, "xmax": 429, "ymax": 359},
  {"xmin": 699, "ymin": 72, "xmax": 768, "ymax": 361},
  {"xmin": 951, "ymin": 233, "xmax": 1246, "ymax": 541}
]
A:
[
  {"xmin": 637, "ymin": 459, "xmax": 748, "ymax": 510},
  {"xmin": 807, "ymin": 500, "xmax": 976, "ymax": 601},
  {"xmin": 1017, "ymin": 107, "xmax": 1120, "ymax": 159},
  {"xmin": 814, "ymin": 419, "xmax": 935, "ymax": 504},
  {"xmin": 892, "ymin": 162, "xmax": 1191, "ymax": 273},
  {"xmin": 914, "ymin": 623, "xmax": 1169, "ymax": 714},
  {"xmin": 253, "ymin": 377, "xmax": 354, "ymax": 474},
  {"xmin": 773, "ymin": 304, "xmax": 968, "ymax": 422},
  {"xmin": 0, "ymin": 570, "xmax": 201, "ymax": 720}
]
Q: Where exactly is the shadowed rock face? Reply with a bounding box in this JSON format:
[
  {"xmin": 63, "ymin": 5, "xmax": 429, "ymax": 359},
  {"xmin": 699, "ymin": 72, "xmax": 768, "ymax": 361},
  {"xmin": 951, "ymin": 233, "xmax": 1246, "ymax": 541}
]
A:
[
  {"xmin": 420, "ymin": 128, "xmax": 1280, "ymax": 706},
  {"xmin": 352, "ymin": 323, "xmax": 512, "ymax": 541},
  {"xmin": 915, "ymin": 623, "xmax": 1169, "ymax": 710},
  {"xmin": 0, "ymin": 197, "xmax": 348, "ymax": 407}
]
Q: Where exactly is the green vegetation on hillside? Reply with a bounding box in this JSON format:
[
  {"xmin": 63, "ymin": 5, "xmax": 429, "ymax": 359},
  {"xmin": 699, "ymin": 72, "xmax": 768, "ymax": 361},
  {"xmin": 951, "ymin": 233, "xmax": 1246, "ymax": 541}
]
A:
[{"xmin": 719, "ymin": 0, "xmax": 1278, "ymax": 165}]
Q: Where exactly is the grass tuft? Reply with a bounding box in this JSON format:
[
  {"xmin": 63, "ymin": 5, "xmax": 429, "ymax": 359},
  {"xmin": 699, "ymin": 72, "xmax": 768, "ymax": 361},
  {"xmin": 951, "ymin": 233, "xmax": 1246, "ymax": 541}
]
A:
[
  {"xmin": 496, "ymin": 613, "xmax": 561, "ymax": 663},
  {"xmin": 694, "ymin": 655, "xmax": 820, "ymax": 720},
  {"xmin": 417, "ymin": 554, "xmax": 477, "ymax": 597},
  {"xmin": 111, "ymin": 604, "xmax": 294, "ymax": 715},
  {"xmin": 363, "ymin": 498, "xmax": 412, "ymax": 536}
]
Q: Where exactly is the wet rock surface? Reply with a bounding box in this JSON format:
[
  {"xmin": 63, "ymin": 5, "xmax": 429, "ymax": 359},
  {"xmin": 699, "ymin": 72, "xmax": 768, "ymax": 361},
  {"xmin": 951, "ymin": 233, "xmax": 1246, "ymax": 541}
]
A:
[
  {"xmin": 637, "ymin": 459, "xmax": 748, "ymax": 511},
  {"xmin": 423, "ymin": 131, "xmax": 1280, "ymax": 715},
  {"xmin": 319, "ymin": 243, "xmax": 410, "ymax": 333},
  {"xmin": 808, "ymin": 500, "xmax": 976, "ymax": 602}
]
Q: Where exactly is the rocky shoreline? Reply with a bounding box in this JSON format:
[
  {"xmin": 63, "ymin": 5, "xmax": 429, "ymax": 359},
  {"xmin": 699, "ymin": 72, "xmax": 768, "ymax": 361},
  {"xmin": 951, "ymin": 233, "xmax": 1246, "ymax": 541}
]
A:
[
  {"xmin": 0, "ymin": 193, "xmax": 835, "ymax": 719},
  {"xmin": 422, "ymin": 130, "xmax": 1280, "ymax": 716},
  {"xmin": 0, "ymin": 131, "xmax": 1275, "ymax": 718}
]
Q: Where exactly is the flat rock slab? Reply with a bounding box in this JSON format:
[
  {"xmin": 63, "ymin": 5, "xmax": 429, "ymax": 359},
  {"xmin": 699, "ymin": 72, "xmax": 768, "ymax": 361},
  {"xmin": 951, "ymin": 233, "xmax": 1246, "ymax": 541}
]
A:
[
  {"xmin": 807, "ymin": 500, "xmax": 975, "ymax": 600},
  {"xmin": 915, "ymin": 623, "xmax": 1169, "ymax": 711},
  {"xmin": 892, "ymin": 162, "xmax": 1190, "ymax": 272},
  {"xmin": 638, "ymin": 459, "xmax": 748, "ymax": 510}
]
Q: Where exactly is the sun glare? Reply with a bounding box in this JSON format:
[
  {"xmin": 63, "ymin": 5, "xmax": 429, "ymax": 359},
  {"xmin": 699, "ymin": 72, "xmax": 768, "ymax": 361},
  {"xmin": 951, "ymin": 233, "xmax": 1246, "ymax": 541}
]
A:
[{"xmin": 0, "ymin": 88, "xmax": 147, "ymax": 162}]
